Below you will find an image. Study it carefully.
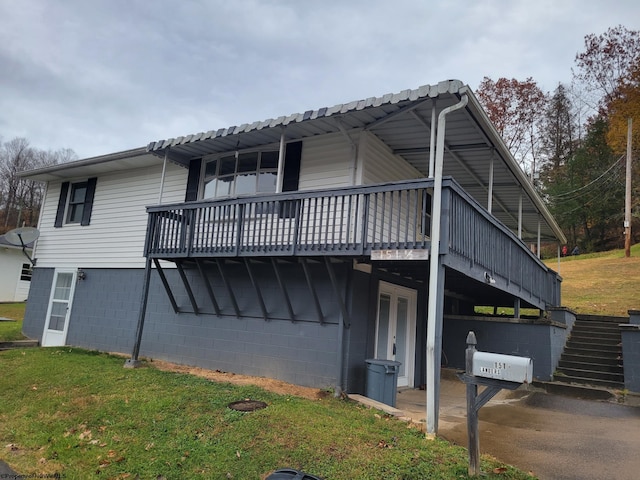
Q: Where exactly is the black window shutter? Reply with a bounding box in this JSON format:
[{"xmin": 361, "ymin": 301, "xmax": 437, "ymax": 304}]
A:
[
  {"xmin": 185, "ymin": 159, "xmax": 202, "ymax": 202},
  {"xmin": 54, "ymin": 182, "xmax": 70, "ymax": 228},
  {"xmin": 81, "ymin": 177, "xmax": 98, "ymax": 226},
  {"xmin": 279, "ymin": 141, "xmax": 303, "ymax": 218},
  {"xmin": 282, "ymin": 141, "xmax": 302, "ymax": 192}
]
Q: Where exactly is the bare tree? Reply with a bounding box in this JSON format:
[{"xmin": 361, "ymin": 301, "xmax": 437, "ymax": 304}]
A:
[
  {"xmin": 0, "ymin": 138, "xmax": 76, "ymax": 231},
  {"xmin": 573, "ymin": 25, "xmax": 640, "ymax": 111}
]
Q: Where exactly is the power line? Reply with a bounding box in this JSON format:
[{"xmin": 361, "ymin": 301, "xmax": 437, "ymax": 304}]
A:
[{"xmin": 547, "ymin": 154, "xmax": 625, "ymax": 200}]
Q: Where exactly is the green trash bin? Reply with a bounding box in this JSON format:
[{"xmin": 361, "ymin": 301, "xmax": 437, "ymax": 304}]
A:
[{"xmin": 365, "ymin": 359, "xmax": 402, "ymax": 407}]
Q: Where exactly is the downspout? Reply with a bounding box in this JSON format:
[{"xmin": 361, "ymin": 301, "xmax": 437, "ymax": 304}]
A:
[
  {"xmin": 518, "ymin": 189, "xmax": 523, "ymax": 240},
  {"xmin": 426, "ymin": 94, "xmax": 468, "ymax": 436},
  {"xmin": 32, "ymin": 181, "xmax": 48, "ymax": 264},
  {"xmin": 487, "ymin": 152, "xmax": 494, "ymax": 213},
  {"xmin": 537, "ymin": 217, "xmax": 541, "ymax": 259},
  {"xmin": 428, "ymin": 99, "xmax": 437, "ymax": 178},
  {"xmin": 336, "ymin": 120, "xmax": 358, "ymax": 185},
  {"xmin": 275, "ymin": 128, "xmax": 286, "ymax": 193},
  {"xmin": 158, "ymin": 148, "xmax": 169, "ymax": 204}
]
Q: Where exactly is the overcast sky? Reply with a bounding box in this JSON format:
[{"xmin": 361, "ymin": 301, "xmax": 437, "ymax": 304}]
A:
[{"xmin": 1, "ymin": 0, "xmax": 639, "ymax": 160}]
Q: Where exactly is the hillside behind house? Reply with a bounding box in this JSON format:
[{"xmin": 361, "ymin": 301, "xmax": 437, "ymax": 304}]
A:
[{"xmin": 545, "ymin": 243, "xmax": 640, "ymax": 317}]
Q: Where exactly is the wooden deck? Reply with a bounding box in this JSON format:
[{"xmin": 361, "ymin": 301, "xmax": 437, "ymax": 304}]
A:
[{"xmin": 144, "ymin": 178, "xmax": 561, "ymax": 309}]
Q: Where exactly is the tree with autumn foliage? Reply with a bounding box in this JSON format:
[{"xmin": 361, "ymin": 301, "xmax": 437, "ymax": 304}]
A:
[
  {"xmin": 476, "ymin": 77, "xmax": 547, "ymax": 177},
  {"xmin": 543, "ymin": 25, "xmax": 640, "ymax": 251},
  {"xmin": 477, "ymin": 26, "xmax": 640, "ymax": 253}
]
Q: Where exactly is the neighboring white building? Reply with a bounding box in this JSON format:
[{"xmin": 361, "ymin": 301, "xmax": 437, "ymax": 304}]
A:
[{"xmin": 0, "ymin": 235, "xmax": 33, "ymax": 302}]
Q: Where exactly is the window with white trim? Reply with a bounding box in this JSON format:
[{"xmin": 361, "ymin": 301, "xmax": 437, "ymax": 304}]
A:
[{"xmin": 203, "ymin": 150, "xmax": 279, "ymax": 199}]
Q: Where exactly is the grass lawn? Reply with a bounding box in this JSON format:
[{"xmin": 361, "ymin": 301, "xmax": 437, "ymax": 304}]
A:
[
  {"xmin": 4, "ymin": 245, "xmax": 637, "ymax": 478},
  {"xmin": 545, "ymin": 243, "xmax": 640, "ymax": 317},
  {"xmin": 0, "ymin": 302, "xmax": 27, "ymax": 341},
  {"xmin": 0, "ymin": 348, "xmax": 531, "ymax": 480}
]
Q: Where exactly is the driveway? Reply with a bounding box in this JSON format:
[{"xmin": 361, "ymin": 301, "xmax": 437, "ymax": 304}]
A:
[{"xmin": 395, "ymin": 377, "xmax": 640, "ymax": 480}]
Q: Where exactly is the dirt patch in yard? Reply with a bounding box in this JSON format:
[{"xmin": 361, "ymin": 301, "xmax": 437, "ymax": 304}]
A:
[{"xmin": 150, "ymin": 359, "xmax": 326, "ymax": 400}]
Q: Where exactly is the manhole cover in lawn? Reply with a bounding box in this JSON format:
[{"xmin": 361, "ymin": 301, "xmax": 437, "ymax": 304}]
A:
[{"xmin": 228, "ymin": 400, "xmax": 268, "ymax": 412}]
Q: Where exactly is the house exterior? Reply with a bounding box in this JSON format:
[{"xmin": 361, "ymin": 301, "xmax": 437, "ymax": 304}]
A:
[
  {"xmin": 20, "ymin": 80, "xmax": 568, "ymax": 433},
  {"xmin": 0, "ymin": 235, "xmax": 33, "ymax": 302}
]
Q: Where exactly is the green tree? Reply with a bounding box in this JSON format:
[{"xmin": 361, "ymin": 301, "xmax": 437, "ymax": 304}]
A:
[{"xmin": 546, "ymin": 118, "xmax": 624, "ymax": 251}]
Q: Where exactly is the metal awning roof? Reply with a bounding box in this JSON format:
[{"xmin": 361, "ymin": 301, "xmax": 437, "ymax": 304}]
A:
[{"xmin": 146, "ymin": 80, "xmax": 565, "ymax": 243}]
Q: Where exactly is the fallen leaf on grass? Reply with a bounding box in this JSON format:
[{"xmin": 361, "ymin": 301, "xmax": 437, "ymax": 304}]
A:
[{"xmin": 493, "ymin": 467, "xmax": 508, "ymax": 474}]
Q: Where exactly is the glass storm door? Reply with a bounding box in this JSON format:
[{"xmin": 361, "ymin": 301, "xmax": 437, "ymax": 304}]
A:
[
  {"xmin": 42, "ymin": 270, "xmax": 77, "ymax": 347},
  {"xmin": 375, "ymin": 281, "xmax": 417, "ymax": 387}
]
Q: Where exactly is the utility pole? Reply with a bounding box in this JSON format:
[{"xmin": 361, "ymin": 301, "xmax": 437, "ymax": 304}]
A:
[{"xmin": 625, "ymin": 118, "xmax": 633, "ymax": 258}]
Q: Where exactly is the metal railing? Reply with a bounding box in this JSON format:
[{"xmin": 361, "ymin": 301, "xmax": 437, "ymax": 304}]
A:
[
  {"xmin": 144, "ymin": 177, "xmax": 561, "ymax": 307},
  {"xmin": 445, "ymin": 183, "xmax": 561, "ymax": 307},
  {"xmin": 145, "ymin": 179, "xmax": 433, "ymax": 258}
]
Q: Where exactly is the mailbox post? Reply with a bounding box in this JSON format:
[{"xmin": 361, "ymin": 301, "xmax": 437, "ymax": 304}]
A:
[{"xmin": 458, "ymin": 331, "xmax": 533, "ymax": 476}]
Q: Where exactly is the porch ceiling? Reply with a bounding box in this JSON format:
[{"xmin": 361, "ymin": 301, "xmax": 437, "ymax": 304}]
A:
[
  {"xmin": 146, "ymin": 80, "xmax": 564, "ymax": 244},
  {"xmin": 370, "ymin": 261, "xmax": 532, "ymax": 309}
]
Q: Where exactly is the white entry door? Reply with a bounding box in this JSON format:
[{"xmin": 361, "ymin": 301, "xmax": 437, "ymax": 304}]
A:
[
  {"xmin": 42, "ymin": 269, "xmax": 77, "ymax": 347},
  {"xmin": 374, "ymin": 281, "xmax": 417, "ymax": 387}
]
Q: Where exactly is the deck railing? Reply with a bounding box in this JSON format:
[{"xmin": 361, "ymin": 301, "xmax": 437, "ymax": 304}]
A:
[
  {"xmin": 145, "ymin": 177, "xmax": 561, "ymax": 308},
  {"xmin": 145, "ymin": 179, "xmax": 433, "ymax": 258},
  {"xmin": 445, "ymin": 184, "xmax": 561, "ymax": 307}
]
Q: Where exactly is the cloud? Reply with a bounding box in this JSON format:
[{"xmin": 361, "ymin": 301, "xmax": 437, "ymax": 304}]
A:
[{"xmin": 1, "ymin": 0, "xmax": 639, "ymax": 158}]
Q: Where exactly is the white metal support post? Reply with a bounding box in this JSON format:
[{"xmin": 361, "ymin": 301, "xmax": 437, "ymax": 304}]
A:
[
  {"xmin": 426, "ymin": 94, "xmax": 468, "ymax": 436},
  {"xmin": 625, "ymin": 118, "xmax": 633, "ymax": 258}
]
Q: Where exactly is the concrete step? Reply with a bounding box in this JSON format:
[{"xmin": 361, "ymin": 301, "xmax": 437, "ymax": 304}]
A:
[
  {"xmin": 558, "ymin": 360, "xmax": 623, "ymax": 374},
  {"xmin": 576, "ymin": 314, "xmax": 629, "ymax": 324},
  {"xmin": 569, "ymin": 335, "xmax": 620, "ymax": 345},
  {"xmin": 572, "ymin": 321, "xmax": 622, "ymax": 330},
  {"xmin": 561, "ymin": 353, "xmax": 621, "ymax": 366},
  {"xmin": 553, "ymin": 373, "xmax": 624, "ymax": 390},
  {"xmin": 565, "ymin": 342, "xmax": 620, "ymax": 353},
  {"xmin": 556, "ymin": 366, "xmax": 624, "ymax": 382},
  {"xmin": 570, "ymin": 327, "xmax": 621, "ymax": 338},
  {"xmin": 532, "ymin": 380, "xmax": 615, "ymax": 400}
]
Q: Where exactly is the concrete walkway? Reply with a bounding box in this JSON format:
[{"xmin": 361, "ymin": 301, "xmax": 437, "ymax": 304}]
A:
[{"xmin": 390, "ymin": 375, "xmax": 640, "ymax": 480}]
